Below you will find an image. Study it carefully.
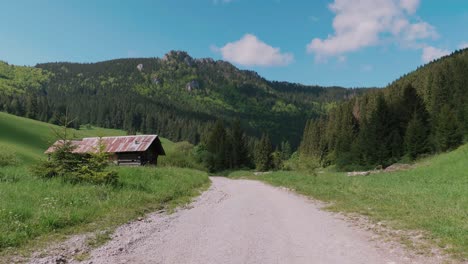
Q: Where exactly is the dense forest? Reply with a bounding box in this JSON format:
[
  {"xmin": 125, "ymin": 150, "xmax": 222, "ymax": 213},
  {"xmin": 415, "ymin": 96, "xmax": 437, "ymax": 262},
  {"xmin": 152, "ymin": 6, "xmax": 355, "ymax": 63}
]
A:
[
  {"xmin": 0, "ymin": 51, "xmax": 368, "ymax": 148},
  {"xmin": 3, "ymin": 48, "xmax": 465, "ymax": 172},
  {"xmin": 299, "ymin": 48, "xmax": 468, "ymax": 170}
]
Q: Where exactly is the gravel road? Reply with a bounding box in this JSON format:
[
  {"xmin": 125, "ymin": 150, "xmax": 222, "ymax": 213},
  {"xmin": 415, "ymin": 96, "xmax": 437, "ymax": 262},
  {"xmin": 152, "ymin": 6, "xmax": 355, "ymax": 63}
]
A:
[{"xmin": 72, "ymin": 177, "xmax": 443, "ymax": 264}]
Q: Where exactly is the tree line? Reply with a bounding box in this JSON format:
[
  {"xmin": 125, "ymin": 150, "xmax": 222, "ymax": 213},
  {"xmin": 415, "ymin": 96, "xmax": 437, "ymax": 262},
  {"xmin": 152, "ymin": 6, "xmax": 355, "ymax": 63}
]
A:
[
  {"xmin": 299, "ymin": 69, "xmax": 468, "ymax": 170},
  {"xmin": 196, "ymin": 119, "xmax": 292, "ymax": 172}
]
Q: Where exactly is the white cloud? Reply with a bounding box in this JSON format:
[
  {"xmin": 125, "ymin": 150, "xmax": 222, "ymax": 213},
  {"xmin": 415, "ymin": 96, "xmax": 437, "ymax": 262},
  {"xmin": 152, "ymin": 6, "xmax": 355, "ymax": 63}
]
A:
[
  {"xmin": 214, "ymin": 34, "xmax": 294, "ymax": 67},
  {"xmin": 403, "ymin": 22, "xmax": 438, "ymax": 41},
  {"xmin": 400, "ymin": 0, "xmax": 420, "ymax": 14},
  {"xmin": 307, "ymin": 0, "xmax": 437, "ymax": 60},
  {"xmin": 422, "ymin": 46, "xmax": 449, "ymax": 63},
  {"xmin": 459, "ymin": 42, "xmax": 468, "ymax": 49}
]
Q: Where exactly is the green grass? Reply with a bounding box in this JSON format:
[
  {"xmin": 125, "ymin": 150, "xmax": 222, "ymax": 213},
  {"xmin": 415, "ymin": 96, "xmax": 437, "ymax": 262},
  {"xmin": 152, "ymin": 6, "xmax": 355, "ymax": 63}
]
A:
[
  {"xmin": 0, "ymin": 112, "xmax": 209, "ymax": 258},
  {"xmin": 231, "ymin": 145, "xmax": 468, "ymax": 259},
  {"xmin": 0, "ymin": 166, "xmax": 209, "ymax": 255},
  {"xmin": 0, "ymin": 112, "xmax": 126, "ymax": 163},
  {"xmin": 0, "ymin": 111, "xmax": 177, "ymax": 163}
]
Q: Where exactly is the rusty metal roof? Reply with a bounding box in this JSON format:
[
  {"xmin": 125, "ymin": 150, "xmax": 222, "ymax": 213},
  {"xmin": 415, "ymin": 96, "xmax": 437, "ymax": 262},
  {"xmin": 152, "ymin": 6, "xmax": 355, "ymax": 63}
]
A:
[{"xmin": 45, "ymin": 135, "xmax": 160, "ymax": 154}]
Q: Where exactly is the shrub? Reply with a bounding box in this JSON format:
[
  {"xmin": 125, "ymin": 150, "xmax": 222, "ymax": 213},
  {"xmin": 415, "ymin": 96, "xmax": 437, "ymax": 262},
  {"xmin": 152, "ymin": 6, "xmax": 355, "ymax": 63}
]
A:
[
  {"xmin": 32, "ymin": 138, "xmax": 118, "ymax": 185},
  {"xmin": 71, "ymin": 166, "xmax": 118, "ymax": 185},
  {"xmin": 159, "ymin": 142, "xmax": 205, "ymax": 170},
  {"xmin": 284, "ymin": 154, "xmax": 319, "ymax": 174},
  {"xmin": 271, "ymin": 150, "xmax": 284, "ymax": 170},
  {"xmin": 0, "ymin": 151, "xmax": 19, "ymax": 167}
]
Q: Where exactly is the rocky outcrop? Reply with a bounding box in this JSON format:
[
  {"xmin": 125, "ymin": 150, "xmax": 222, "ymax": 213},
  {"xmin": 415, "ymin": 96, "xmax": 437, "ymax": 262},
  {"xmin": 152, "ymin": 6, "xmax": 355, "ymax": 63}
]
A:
[
  {"xmin": 196, "ymin": 58, "xmax": 215, "ymax": 64},
  {"xmin": 186, "ymin": 80, "xmax": 199, "ymax": 91},
  {"xmin": 152, "ymin": 77, "xmax": 161, "ymax": 85},
  {"xmin": 347, "ymin": 171, "xmax": 370, "ymax": 177},
  {"xmin": 162, "ymin": 51, "xmax": 194, "ymax": 66}
]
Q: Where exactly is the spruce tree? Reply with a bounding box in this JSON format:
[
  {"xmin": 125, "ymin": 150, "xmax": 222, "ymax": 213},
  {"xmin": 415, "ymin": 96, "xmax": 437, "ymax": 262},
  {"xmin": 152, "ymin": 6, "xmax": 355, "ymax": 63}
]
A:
[
  {"xmin": 280, "ymin": 140, "xmax": 292, "ymax": 160},
  {"xmin": 362, "ymin": 94, "xmax": 392, "ymax": 167},
  {"xmin": 434, "ymin": 105, "xmax": 463, "ymax": 152},
  {"xmin": 206, "ymin": 120, "xmax": 228, "ymax": 172},
  {"xmin": 404, "ymin": 112, "xmax": 429, "ymax": 160},
  {"xmin": 229, "ymin": 119, "xmax": 249, "ymax": 168},
  {"xmin": 254, "ymin": 133, "xmax": 273, "ymax": 171}
]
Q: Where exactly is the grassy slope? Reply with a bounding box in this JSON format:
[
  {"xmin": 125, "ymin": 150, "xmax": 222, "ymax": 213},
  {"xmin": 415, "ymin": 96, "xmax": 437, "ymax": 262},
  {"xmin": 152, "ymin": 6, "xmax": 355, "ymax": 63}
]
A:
[
  {"xmin": 0, "ymin": 112, "xmax": 176, "ymax": 162},
  {"xmin": 230, "ymin": 145, "xmax": 468, "ymax": 258},
  {"xmin": 0, "ymin": 112, "xmax": 206, "ymax": 256},
  {"xmin": 0, "ymin": 112, "xmax": 126, "ymax": 163}
]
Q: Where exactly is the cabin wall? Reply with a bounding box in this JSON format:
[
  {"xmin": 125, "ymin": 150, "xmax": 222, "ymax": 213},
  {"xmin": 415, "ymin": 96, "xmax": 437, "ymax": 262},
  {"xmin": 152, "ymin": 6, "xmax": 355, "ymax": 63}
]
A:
[
  {"xmin": 114, "ymin": 150, "xmax": 159, "ymax": 166},
  {"xmin": 144, "ymin": 144, "xmax": 159, "ymax": 165},
  {"xmin": 116, "ymin": 152, "xmax": 142, "ymax": 166}
]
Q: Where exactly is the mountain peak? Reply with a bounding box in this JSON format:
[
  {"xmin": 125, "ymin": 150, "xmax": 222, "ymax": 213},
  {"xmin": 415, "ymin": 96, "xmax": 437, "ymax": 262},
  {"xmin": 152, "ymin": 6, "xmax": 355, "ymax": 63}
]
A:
[{"xmin": 162, "ymin": 50, "xmax": 193, "ymax": 64}]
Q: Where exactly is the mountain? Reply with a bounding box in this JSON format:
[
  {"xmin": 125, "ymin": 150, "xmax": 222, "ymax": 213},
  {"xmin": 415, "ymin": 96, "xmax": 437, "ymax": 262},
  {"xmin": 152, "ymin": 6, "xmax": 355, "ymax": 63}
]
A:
[
  {"xmin": 299, "ymin": 48, "xmax": 468, "ymax": 169},
  {"xmin": 0, "ymin": 51, "xmax": 369, "ymax": 147}
]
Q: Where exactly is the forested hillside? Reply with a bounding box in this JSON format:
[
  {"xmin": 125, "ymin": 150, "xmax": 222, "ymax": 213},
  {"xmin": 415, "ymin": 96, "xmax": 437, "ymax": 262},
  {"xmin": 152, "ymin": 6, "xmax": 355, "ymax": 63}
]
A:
[
  {"xmin": 300, "ymin": 48, "xmax": 468, "ymax": 170},
  {"xmin": 0, "ymin": 51, "xmax": 367, "ymax": 147}
]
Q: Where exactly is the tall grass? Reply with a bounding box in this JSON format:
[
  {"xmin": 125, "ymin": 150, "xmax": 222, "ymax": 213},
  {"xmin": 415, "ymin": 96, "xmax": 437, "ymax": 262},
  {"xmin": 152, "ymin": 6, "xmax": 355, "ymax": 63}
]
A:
[
  {"xmin": 0, "ymin": 166, "xmax": 209, "ymax": 252},
  {"xmin": 0, "ymin": 112, "xmax": 211, "ymax": 256},
  {"xmin": 231, "ymin": 144, "xmax": 468, "ymax": 258}
]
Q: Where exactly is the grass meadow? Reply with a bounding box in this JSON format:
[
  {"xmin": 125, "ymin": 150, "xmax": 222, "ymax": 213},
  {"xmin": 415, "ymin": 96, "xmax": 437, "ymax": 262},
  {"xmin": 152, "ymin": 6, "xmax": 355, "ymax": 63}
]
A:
[
  {"xmin": 0, "ymin": 166, "xmax": 209, "ymax": 253},
  {"xmin": 0, "ymin": 112, "xmax": 209, "ymax": 256}
]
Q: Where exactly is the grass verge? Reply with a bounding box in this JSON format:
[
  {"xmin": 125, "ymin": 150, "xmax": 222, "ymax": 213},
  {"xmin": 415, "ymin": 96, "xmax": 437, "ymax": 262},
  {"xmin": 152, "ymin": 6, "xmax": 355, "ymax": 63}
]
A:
[
  {"xmin": 0, "ymin": 166, "xmax": 210, "ymax": 258},
  {"xmin": 230, "ymin": 145, "xmax": 468, "ymax": 259}
]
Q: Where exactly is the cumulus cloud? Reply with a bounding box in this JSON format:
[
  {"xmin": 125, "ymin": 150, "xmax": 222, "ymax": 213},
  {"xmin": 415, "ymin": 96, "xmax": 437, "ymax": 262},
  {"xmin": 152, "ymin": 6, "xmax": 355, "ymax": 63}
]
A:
[
  {"xmin": 307, "ymin": 0, "xmax": 437, "ymax": 60},
  {"xmin": 403, "ymin": 22, "xmax": 438, "ymax": 41},
  {"xmin": 399, "ymin": 0, "xmax": 420, "ymax": 14},
  {"xmin": 422, "ymin": 46, "xmax": 449, "ymax": 63},
  {"xmin": 459, "ymin": 42, "xmax": 468, "ymax": 49},
  {"xmin": 214, "ymin": 34, "xmax": 294, "ymax": 67}
]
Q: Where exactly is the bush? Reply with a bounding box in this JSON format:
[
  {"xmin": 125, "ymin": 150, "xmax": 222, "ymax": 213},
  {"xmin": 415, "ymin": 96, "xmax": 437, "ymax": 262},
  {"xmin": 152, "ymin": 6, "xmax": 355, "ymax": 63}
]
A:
[
  {"xmin": 32, "ymin": 138, "xmax": 118, "ymax": 185},
  {"xmin": 271, "ymin": 151, "xmax": 284, "ymax": 170},
  {"xmin": 71, "ymin": 166, "xmax": 118, "ymax": 185},
  {"xmin": 159, "ymin": 142, "xmax": 205, "ymax": 170},
  {"xmin": 284, "ymin": 154, "xmax": 319, "ymax": 174},
  {"xmin": 0, "ymin": 151, "xmax": 19, "ymax": 167}
]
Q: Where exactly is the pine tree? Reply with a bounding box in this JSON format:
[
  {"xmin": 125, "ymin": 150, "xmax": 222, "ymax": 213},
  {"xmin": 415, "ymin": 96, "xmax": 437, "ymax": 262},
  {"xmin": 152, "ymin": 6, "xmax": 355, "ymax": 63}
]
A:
[
  {"xmin": 229, "ymin": 119, "xmax": 249, "ymax": 168},
  {"xmin": 299, "ymin": 120, "xmax": 312, "ymax": 156},
  {"xmin": 362, "ymin": 94, "xmax": 392, "ymax": 167},
  {"xmin": 280, "ymin": 140, "xmax": 292, "ymax": 160},
  {"xmin": 404, "ymin": 112, "xmax": 429, "ymax": 160},
  {"xmin": 254, "ymin": 133, "xmax": 273, "ymax": 171},
  {"xmin": 434, "ymin": 105, "xmax": 463, "ymax": 152},
  {"xmin": 206, "ymin": 120, "xmax": 229, "ymax": 172}
]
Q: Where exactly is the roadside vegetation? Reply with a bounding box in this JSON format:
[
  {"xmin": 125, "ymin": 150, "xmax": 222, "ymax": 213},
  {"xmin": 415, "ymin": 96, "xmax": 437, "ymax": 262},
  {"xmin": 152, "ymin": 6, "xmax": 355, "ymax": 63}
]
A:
[
  {"xmin": 0, "ymin": 165, "xmax": 209, "ymax": 253},
  {"xmin": 229, "ymin": 144, "xmax": 468, "ymax": 259},
  {"xmin": 0, "ymin": 112, "xmax": 209, "ymax": 255}
]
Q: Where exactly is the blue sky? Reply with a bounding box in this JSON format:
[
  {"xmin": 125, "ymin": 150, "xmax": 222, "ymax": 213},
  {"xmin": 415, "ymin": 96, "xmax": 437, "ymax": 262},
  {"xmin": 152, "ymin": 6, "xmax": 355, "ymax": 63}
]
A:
[{"xmin": 0, "ymin": 0, "xmax": 467, "ymax": 87}]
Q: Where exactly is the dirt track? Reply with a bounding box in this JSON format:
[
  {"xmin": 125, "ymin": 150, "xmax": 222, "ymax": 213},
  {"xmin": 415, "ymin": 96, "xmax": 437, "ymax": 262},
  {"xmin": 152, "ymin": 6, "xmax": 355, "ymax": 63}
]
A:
[{"xmin": 39, "ymin": 176, "xmax": 445, "ymax": 264}]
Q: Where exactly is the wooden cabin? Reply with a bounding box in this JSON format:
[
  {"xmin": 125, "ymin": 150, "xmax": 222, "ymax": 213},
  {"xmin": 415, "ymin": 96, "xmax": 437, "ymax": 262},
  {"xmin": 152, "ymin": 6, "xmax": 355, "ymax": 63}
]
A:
[{"xmin": 45, "ymin": 135, "xmax": 166, "ymax": 166}]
